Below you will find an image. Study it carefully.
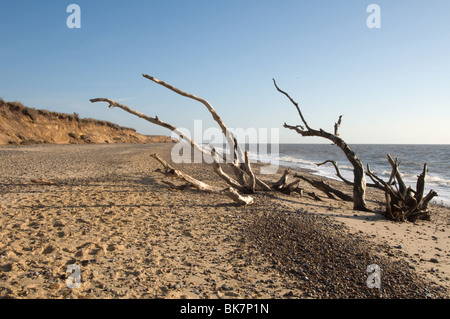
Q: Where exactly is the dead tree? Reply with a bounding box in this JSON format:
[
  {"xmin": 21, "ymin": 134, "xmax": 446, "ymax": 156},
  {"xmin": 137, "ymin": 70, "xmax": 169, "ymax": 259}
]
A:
[
  {"xmin": 273, "ymin": 79, "xmax": 370, "ymax": 211},
  {"xmin": 315, "ymin": 159, "xmax": 389, "ymax": 192},
  {"xmin": 293, "ymin": 173, "xmax": 353, "ymax": 202},
  {"xmin": 151, "ymin": 153, "xmax": 253, "ymax": 205},
  {"xmin": 366, "ymin": 154, "xmax": 438, "ymax": 222},
  {"xmin": 270, "ymin": 169, "xmax": 304, "ymax": 195},
  {"xmin": 91, "ymin": 74, "xmax": 302, "ymax": 205}
]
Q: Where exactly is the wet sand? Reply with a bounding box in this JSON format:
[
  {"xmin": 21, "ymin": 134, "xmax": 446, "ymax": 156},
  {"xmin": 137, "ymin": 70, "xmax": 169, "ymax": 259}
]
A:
[{"xmin": 0, "ymin": 144, "xmax": 448, "ymax": 299}]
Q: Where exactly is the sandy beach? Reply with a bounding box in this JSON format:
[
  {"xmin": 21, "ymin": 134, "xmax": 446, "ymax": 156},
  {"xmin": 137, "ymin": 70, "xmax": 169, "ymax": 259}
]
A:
[{"xmin": 0, "ymin": 143, "xmax": 448, "ymax": 299}]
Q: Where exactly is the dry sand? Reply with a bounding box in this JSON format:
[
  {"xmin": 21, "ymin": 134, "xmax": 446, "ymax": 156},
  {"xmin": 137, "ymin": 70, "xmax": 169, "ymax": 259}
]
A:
[{"xmin": 0, "ymin": 144, "xmax": 448, "ymax": 299}]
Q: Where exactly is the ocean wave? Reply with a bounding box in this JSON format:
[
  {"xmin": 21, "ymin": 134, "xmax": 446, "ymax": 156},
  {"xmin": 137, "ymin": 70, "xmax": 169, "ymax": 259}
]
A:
[
  {"xmin": 376, "ymin": 170, "xmax": 450, "ymax": 186},
  {"xmin": 427, "ymin": 175, "xmax": 450, "ymax": 186},
  {"xmin": 278, "ymin": 155, "xmax": 316, "ymax": 165}
]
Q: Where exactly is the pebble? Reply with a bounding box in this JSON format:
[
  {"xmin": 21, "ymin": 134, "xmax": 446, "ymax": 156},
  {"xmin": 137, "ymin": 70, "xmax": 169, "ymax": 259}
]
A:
[{"xmin": 244, "ymin": 210, "xmax": 448, "ymax": 299}]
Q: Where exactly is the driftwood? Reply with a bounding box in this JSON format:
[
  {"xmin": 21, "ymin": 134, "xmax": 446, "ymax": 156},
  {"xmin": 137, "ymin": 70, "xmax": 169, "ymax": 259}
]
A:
[
  {"xmin": 293, "ymin": 173, "xmax": 353, "ymax": 202},
  {"xmin": 152, "ymin": 153, "xmax": 254, "ymax": 205},
  {"xmin": 273, "ymin": 79, "xmax": 370, "ymax": 211},
  {"xmin": 91, "ymin": 75, "xmax": 438, "ymax": 222},
  {"xmin": 142, "ymin": 74, "xmax": 276, "ymax": 190},
  {"xmin": 316, "ymin": 160, "xmax": 386, "ymax": 191},
  {"xmin": 91, "ymin": 74, "xmax": 294, "ymax": 205},
  {"xmin": 91, "ymin": 75, "xmax": 261, "ymax": 204},
  {"xmin": 270, "ymin": 169, "xmax": 303, "ymax": 195},
  {"xmin": 366, "ymin": 154, "xmax": 438, "ymax": 222}
]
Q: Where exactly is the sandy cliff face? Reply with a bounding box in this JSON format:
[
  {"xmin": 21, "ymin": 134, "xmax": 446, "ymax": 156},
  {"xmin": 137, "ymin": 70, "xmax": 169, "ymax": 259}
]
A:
[{"xmin": 0, "ymin": 100, "xmax": 174, "ymax": 145}]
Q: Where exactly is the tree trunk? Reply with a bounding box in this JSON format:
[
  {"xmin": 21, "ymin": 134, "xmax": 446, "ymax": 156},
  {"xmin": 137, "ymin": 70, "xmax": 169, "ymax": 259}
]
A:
[
  {"xmin": 352, "ymin": 161, "xmax": 369, "ymax": 211},
  {"xmin": 273, "ymin": 79, "xmax": 371, "ymax": 212},
  {"xmin": 288, "ymin": 120, "xmax": 369, "ymax": 209}
]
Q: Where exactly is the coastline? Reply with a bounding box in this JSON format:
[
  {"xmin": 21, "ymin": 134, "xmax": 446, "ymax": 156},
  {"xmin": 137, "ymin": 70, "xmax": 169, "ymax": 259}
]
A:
[{"xmin": 0, "ymin": 143, "xmax": 448, "ymax": 298}]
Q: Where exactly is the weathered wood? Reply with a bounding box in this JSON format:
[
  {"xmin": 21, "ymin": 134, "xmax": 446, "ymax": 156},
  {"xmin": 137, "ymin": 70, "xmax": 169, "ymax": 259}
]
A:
[
  {"xmin": 255, "ymin": 175, "xmax": 273, "ymax": 192},
  {"xmin": 317, "ymin": 160, "xmax": 386, "ymax": 191},
  {"xmin": 244, "ymin": 151, "xmax": 256, "ymax": 193},
  {"xmin": 316, "ymin": 160, "xmax": 352, "ymax": 186},
  {"xmin": 269, "ymin": 169, "xmax": 304, "ymax": 195},
  {"xmin": 281, "ymin": 179, "xmax": 302, "ymax": 195},
  {"xmin": 274, "ymin": 79, "xmax": 369, "ymax": 211},
  {"xmin": 142, "ymin": 74, "xmax": 245, "ymax": 164},
  {"xmin": 91, "ymin": 94, "xmax": 257, "ymax": 193},
  {"xmin": 210, "ymin": 148, "xmax": 247, "ymax": 192},
  {"xmin": 366, "ymin": 154, "xmax": 438, "ymax": 222},
  {"xmin": 415, "ymin": 163, "xmax": 427, "ymax": 203},
  {"xmin": 387, "ymin": 154, "xmax": 407, "ymax": 196},
  {"xmin": 212, "ymin": 162, "xmax": 248, "ymax": 193},
  {"xmin": 90, "ymin": 98, "xmax": 212, "ymax": 160},
  {"xmin": 144, "ymin": 75, "xmax": 274, "ymax": 194},
  {"xmin": 293, "ymin": 173, "xmax": 353, "ymax": 202},
  {"xmin": 151, "ymin": 153, "xmax": 254, "ymax": 205},
  {"xmin": 272, "ymin": 169, "xmax": 291, "ymax": 189},
  {"xmin": 334, "ymin": 115, "xmax": 343, "ymax": 137},
  {"xmin": 307, "ymin": 191, "xmax": 323, "ymax": 201}
]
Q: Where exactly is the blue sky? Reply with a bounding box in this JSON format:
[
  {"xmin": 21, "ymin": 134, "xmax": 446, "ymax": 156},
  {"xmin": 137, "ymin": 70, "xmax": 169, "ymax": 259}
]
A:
[{"xmin": 1, "ymin": 0, "xmax": 449, "ymax": 144}]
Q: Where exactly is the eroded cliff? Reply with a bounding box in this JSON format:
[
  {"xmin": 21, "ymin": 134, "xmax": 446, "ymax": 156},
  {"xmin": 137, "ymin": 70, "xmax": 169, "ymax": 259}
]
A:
[{"xmin": 0, "ymin": 100, "xmax": 174, "ymax": 145}]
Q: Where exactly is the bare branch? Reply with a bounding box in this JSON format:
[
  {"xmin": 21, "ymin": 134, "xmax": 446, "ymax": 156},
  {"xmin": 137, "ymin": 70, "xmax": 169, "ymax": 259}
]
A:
[
  {"xmin": 142, "ymin": 74, "xmax": 270, "ymax": 192},
  {"xmin": 211, "ymin": 148, "xmax": 247, "ymax": 192},
  {"xmin": 151, "ymin": 153, "xmax": 254, "ymax": 205},
  {"xmin": 272, "ymin": 169, "xmax": 291, "ymax": 190},
  {"xmin": 91, "ymin": 94, "xmax": 265, "ymax": 193},
  {"xmin": 284, "ymin": 123, "xmax": 305, "ymax": 135},
  {"xmin": 366, "ymin": 164, "xmax": 399, "ymax": 200},
  {"xmin": 415, "ymin": 163, "xmax": 427, "ymax": 203},
  {"xmin": 143, "ymin": 74, "xmax": 244, "ymax": 163},
  {"xmin": 244, "ymin": 151, "xmax": 256, "ymax": 193},
  {"xmin": 274, "ymin": 79, "xmax": 369, "ymax": 211},
  {"xmin": 273, "ymin": 79, "xmax": 311, "ymax": 130},
  {"xmin": 317, "ymin": 160, "xmax": 385, "ymax": 191},
  {"xmin": 419, "ymin": 189, "xmax": 438, "ymax": 211},
  {"xmin": 387, "ymin": 154, "xmax": 407, "ymax": 196},
  {"xmin": 294, "ymin": 173, "xmax": 353, "ymax": 202},
  {"xmin": 316, "ymin": 160, "xmax": 352, "ymax": 186},
  {"xmin": 90, "ymin": 98, "xmax": 213, "ymax": 159},
  {"xmin": 334, "ymin": 115, "xmax": 343, "ymax": 136}
]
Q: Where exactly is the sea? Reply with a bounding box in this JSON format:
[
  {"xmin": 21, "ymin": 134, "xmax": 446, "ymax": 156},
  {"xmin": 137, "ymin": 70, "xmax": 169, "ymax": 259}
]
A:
[{"xmin": 248, "ymin": 144, "xmax": 450, "ymax": 206}]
